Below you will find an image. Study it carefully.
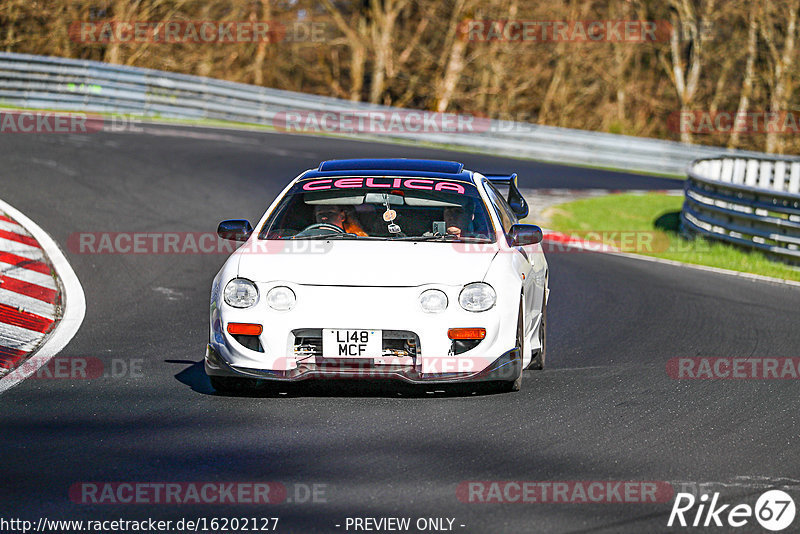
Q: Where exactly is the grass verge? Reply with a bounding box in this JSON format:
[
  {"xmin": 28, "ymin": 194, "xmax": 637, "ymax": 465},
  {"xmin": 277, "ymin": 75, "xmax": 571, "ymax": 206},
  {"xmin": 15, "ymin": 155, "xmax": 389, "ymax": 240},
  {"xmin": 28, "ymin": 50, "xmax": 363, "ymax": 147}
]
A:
[{"xmin": 544, "ymin": 193, "xmax": 800, "ymax": 282}]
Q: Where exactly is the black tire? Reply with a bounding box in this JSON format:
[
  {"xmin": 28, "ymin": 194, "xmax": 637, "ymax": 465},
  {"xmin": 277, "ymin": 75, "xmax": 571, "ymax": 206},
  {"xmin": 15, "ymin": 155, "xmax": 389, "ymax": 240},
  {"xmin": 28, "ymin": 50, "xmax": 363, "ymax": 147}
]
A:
[
  {"xmin": 527, "ymin": 298, "xmax": 547, "ymax": 370},
  {"xmin": 492, "ymin": 302, "xmax": 524, "ymax": 393}
]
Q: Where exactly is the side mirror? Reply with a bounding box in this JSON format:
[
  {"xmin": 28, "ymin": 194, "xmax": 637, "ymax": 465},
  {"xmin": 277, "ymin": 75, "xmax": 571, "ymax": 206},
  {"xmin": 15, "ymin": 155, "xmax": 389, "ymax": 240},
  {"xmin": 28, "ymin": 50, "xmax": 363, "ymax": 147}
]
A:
[
  {"xmin": 508, "ymin": 224, "xmax": 543, "ymax": 246},
  {"xmin": 217, "ymin": 219, "xmax": 253, "ymax": 242}
]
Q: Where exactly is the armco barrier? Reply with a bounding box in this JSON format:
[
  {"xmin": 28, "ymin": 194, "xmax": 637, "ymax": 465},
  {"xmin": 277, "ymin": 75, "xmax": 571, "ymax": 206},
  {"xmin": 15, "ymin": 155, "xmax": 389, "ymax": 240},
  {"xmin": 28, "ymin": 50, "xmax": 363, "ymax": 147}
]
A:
[
  {"xmin": 682, "ymin": 156, "xmax": 800, "ymax": 264},
  {"xmin": 0, "ymin": 52, "xmax": 775, "ymax": 176}
]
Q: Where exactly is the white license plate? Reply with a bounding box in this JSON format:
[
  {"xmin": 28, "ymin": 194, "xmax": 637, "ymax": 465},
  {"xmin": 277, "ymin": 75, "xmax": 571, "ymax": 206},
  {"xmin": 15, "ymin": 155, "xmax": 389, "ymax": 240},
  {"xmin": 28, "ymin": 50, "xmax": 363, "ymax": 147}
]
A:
[{"xmin": 322, "ymin": 329, "xmax": 382, "ymax": 359}]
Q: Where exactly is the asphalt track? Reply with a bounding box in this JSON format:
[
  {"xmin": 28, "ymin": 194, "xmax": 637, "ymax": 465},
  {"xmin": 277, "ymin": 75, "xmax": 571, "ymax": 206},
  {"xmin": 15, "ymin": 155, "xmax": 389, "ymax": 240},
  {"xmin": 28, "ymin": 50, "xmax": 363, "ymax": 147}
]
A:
[{"xmin": 1, "ymin": 124, "xmax": 799, "ymax": 533}]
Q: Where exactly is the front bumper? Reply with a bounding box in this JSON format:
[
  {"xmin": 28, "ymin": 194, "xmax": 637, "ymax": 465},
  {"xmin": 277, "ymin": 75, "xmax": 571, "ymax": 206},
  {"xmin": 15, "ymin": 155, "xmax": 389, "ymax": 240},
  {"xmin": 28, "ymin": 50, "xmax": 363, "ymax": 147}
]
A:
[
  {"xmin": 210, "ymin": 283, "xmax": 521, "ymax": 381},
  {"xmin": 205, "ymin": 344, "xmax": 521, "ymax": 384}
]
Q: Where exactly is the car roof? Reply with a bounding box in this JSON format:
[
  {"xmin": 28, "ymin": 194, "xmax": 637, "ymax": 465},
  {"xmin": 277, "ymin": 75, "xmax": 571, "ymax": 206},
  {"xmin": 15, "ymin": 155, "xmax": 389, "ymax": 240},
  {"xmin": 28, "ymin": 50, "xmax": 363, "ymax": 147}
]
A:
[{"xmin": 299, "ymin": 159, "xmax": 477, "ymax": 182}]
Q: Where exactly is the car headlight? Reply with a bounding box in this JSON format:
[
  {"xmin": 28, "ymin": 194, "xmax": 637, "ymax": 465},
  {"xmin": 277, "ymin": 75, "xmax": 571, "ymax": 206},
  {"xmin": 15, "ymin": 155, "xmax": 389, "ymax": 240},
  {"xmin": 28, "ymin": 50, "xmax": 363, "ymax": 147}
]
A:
[
  {"xmin": 224, "ymin": 278, "xmax": 259, "ymax": 308},
  {"xmin": 266, "ymin": 286, "xmax": 296, "ymax": 311},
  {"xmin": 419, "ymin": 289, "xmax": 448, "ymax": 313},
  {"xmin": 459, "ymin": 282, "xmax": 496, "ymax": 312}
]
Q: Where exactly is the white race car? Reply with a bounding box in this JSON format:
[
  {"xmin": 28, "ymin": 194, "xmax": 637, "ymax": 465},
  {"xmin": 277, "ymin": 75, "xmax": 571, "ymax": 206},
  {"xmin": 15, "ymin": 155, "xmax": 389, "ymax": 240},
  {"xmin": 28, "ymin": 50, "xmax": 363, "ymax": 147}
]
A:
[{"xmin": 206, "ymin": 159, "xmax": 548, "ymax": 393}]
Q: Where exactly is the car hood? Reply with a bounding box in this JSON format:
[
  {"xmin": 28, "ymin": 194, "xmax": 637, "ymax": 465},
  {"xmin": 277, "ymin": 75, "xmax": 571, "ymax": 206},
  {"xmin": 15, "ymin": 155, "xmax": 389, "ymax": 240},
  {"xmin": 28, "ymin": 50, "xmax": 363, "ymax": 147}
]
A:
[{"xmin": 235, "ymin": 239, "xmax": 498, "ymax": 286}]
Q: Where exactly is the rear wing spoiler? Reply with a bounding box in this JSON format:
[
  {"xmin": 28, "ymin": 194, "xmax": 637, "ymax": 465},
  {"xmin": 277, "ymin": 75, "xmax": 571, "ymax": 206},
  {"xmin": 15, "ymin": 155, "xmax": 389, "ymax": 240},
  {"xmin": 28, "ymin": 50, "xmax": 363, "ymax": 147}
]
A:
[{"xmin": 484, "ymin": 173, "xmax": 529, "ymax": 219}]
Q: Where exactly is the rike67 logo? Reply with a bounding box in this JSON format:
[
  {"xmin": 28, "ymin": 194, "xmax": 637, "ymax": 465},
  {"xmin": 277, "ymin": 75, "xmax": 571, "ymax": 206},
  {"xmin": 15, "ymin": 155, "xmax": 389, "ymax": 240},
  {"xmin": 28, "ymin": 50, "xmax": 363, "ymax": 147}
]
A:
[{"xmin": 668, "ymin": 490, "xmax": 796, "ymax": 531}]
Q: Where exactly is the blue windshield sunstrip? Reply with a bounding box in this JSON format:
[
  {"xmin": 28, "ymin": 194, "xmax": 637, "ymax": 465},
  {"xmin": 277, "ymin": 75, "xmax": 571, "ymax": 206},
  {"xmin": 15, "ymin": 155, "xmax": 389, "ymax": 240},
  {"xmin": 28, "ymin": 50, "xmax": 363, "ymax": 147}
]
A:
[{"xmin": 318, "ymin": 159, "xmax": 464, "ymax": 175}]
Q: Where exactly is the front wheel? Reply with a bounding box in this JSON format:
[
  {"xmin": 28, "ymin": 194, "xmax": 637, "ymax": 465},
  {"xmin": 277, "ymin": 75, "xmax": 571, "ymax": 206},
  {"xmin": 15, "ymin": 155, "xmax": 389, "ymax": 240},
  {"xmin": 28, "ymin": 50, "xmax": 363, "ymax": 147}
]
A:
[
  {"xmin": 527, "ymin": 299, "xmax": 546, "ymax": 370},
  {"xmin": 491, "ymin": 302, "xmax": 524, "ymax": 393}
]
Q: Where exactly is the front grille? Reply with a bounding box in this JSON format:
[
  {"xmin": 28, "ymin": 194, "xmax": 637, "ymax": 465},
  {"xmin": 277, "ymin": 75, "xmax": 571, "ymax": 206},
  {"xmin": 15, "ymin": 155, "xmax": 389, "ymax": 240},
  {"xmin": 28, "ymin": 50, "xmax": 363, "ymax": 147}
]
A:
[{"xmin": 292, "ymin": 329, "xmax": 420, "ymax": 358}]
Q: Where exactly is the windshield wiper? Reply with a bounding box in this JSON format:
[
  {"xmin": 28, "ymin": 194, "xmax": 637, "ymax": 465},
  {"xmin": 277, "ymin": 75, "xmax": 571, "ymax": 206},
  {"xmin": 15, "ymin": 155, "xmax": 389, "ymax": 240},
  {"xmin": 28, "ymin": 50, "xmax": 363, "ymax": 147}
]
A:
[
  {"xmin": 291, "ymin": 233, "xmax": 358, "ymax": 240},
  {"xmin": 394, "ymin": 235, "xmax": 492, "ymax": 242},
  {"xmin": 394, "ymin": 234, "xmax": 456, "ymax": 241},
  {"xmin": 291, "ymin": 233, "xmax": 387, "ymax": 240}
]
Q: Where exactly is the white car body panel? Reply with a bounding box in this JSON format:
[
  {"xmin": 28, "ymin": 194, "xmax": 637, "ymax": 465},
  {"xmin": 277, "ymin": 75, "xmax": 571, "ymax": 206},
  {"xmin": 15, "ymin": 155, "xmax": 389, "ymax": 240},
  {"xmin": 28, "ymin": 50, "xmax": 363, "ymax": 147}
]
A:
[{"xmin": 235, "ymin": 240, "xmax": 496, "ymax": 286}]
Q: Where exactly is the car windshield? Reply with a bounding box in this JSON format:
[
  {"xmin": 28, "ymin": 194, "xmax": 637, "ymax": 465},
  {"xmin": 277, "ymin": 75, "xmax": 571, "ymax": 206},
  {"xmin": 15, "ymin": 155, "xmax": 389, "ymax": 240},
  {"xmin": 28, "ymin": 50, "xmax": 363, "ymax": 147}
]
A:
[{"xmin": 259, "ymin": 176, "xmax": 496, "ymax": 242}]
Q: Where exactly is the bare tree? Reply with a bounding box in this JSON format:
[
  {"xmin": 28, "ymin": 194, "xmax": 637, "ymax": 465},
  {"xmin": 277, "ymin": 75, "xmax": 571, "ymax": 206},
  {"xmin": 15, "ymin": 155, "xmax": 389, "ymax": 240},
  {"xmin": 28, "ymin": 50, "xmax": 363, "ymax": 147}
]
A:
[
  {"xmin": 728, "ymin": 3, "xmax": 759, "ymax": 149},
  {"xmin": 432, "ymin": 0, "xmax": 470, "ymax": 112},
  {"xmin": 367, "ymin": 0, "xmax": 411, "ymax": 105},
  {"xmin": 321, "ymin": 0, "xmax": 368, "ymax": 101},
  {"xmin": 660, "ymin": 0, "xmax": 716, "ymax": 143},
  {"xmin": 761, "ymin": 0, "xmax": 799, "ymax": 153}
]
